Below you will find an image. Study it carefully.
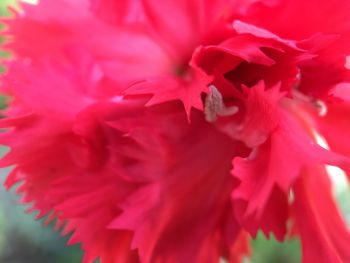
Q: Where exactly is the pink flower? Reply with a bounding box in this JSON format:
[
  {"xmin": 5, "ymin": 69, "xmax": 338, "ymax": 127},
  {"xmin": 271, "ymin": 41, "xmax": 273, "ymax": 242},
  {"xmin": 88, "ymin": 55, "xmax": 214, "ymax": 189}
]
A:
[{"xmin": 1, "ymin": 0, "xmax": 350, "ymax": 262}]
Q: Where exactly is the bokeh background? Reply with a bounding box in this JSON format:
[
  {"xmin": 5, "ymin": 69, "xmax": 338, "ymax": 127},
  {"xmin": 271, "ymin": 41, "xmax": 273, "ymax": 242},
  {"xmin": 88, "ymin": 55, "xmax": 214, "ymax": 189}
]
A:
[{"xmin": 0, "ymin": 1, "xmax": 349, "ymax": 262}]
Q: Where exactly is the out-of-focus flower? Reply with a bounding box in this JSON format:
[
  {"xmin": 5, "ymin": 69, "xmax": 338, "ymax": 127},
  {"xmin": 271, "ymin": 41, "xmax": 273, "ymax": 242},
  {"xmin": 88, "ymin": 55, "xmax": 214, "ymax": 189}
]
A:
[{"xmin": 1, "ymin": 0, "xmax": 350, "ymax": 262}]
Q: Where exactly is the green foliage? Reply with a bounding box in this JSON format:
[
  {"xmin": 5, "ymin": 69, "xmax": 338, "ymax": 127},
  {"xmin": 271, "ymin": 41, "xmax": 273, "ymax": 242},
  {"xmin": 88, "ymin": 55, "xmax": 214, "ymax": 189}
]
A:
[
  {"xmin": 250, "ymin": 233, "xmax": 301, "ymax": 263},
  {"xmin": 0, "ymin": 167, "xmax": 83, "ymax": 263},
  {"xmin": 0, "ymin": 0, "xmax": 16, "ymax": 16}
]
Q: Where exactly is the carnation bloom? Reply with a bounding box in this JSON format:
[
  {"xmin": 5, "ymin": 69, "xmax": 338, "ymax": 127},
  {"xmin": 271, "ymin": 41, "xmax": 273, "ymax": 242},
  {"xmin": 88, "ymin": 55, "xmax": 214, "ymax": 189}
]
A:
[{"xmin": 1, "ymin": 0, "xmax": 350, "ymax": 262}]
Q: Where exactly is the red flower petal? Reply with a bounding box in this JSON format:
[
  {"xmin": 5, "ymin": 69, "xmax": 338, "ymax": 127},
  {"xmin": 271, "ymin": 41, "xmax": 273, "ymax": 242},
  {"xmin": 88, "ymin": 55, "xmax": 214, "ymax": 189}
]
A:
[
  {"xmin": 243, "ymin": 0, "xmax": 350, "ymax": 98},
  {"xmin": 2, "ymin": 1, "xmax": 170, "ymax": 88},
  {"xmin": 1, "ymin": 1, "xmax": 350, "ymax": 262},
  {"xmin": 293, "ymin": 166, "xmax": 350, "ymax": 263},
  {"xmin": 231, "ymin": 83, "xmax": 350, "ymax": 240},
  {"xmin": 90, "ymin": 0, "xmax": 144, "ymax": 25},
  {"xmin": 108, "ymin": 111, "xmax": 250, "ymax": 262},
  {"xmin": 124, "ymin": 67, "xmax": 211, "ymax": 120}
]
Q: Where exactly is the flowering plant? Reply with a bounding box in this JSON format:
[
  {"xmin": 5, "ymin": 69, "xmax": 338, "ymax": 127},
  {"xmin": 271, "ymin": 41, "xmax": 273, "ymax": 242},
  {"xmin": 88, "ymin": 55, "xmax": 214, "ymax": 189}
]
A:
[{"xmin": 1, "ymin": 0, "xmax": 350, "ymax": 262}]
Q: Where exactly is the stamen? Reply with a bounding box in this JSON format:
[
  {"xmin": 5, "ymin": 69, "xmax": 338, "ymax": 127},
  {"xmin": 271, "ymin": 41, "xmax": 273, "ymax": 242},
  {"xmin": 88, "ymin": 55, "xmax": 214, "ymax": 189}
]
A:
[
  {"xmin": 314, "ymin": 99, "xmax": 327, "ymax": 116},
  {"xmin": 205, "ymin": 85, "xmax": 239, "ymax": 122}
]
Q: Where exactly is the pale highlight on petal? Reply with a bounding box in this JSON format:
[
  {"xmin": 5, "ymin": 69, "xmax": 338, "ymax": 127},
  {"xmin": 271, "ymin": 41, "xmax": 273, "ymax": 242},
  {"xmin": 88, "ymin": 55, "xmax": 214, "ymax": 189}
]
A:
[{"xmin": 21, "ymin": 0, "xmax": 39, "ymax": 4}]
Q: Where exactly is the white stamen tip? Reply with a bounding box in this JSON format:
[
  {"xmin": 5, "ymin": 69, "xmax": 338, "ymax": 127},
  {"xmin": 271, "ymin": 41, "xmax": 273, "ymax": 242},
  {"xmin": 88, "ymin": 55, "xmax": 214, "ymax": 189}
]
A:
[
  {"xmin": 315, "ymin": 100, "xmax": 328, "ymax": 116},
  {"xmin": 205, "ymin": 85, "xmax": 239, "ymax": 122}
]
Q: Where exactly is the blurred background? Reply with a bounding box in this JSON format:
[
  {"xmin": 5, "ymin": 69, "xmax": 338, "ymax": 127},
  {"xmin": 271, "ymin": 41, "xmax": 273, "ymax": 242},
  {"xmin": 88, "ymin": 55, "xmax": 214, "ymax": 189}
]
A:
[{"xmin": 0, "ymin": 1, "xmax": 349, "ymax": 262}]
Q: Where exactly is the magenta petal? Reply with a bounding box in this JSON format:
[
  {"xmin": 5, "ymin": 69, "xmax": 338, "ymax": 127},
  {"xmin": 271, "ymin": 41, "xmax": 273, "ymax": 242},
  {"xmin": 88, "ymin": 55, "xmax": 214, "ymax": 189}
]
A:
[
  {"xmin": 125, "ymin": 65, "xmax": 212, "ymax": 119},
  {"xmin": 90, "ymin": 0, "xmax": 144, "ymax": 25},
  {"xmin": 109, "ymin": 115, "xmax": 249, "ymax": 262}
]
